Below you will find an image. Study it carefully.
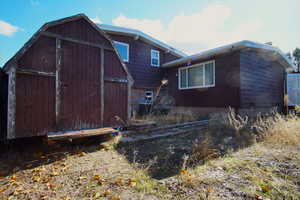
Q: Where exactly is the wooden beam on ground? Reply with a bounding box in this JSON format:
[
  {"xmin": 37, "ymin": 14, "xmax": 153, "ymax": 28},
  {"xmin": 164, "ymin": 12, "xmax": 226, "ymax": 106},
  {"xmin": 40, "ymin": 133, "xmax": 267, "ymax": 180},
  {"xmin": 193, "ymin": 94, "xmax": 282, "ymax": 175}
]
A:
[
  {"xmin": 47, "ymin": 128, "xmax": 119, "ymax": 141},
  {"xmin": 41, "ymin": 31, "xmax": 114, "ymax": 51}
]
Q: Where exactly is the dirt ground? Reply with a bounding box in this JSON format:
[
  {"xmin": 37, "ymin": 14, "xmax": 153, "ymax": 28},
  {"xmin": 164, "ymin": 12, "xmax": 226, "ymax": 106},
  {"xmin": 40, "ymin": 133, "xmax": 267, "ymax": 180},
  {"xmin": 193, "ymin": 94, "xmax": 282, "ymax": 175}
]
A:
[{"xmin": 0, "ymin": 129, "xmax": 299, "ymax": 200}]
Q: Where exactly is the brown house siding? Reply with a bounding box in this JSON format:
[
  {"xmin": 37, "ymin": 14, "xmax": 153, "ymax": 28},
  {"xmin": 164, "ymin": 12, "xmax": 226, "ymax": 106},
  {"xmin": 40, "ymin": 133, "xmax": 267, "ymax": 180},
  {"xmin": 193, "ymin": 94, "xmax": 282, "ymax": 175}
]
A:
[
  {"xmin": 165, "ymin": 51, "xmax": 241, "ymax": 108},
  {"xmin": 106, "ymin": 33, "xmax": 181, "ymax": 89},
  {"xmin": 240, "ymin": 49, "xmax": 285, "ymax": 109},
  {"xmin": 0, "ymin": 70, "xmax": 8, "ymax": 141}
]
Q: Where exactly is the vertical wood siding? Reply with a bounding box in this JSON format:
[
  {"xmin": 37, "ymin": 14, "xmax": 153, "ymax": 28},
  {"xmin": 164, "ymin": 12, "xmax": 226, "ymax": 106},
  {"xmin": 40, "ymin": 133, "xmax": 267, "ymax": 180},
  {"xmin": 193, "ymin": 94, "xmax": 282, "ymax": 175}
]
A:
[
  {"xmin": 46, "ymin": 19, "xmax": 111, "ymax": 47},
  {"xmin": 59, "ymin": 40, "xmax": 102, "ymax": 130},
  {"xmin": 15, "ymin": 74, "xmax": 55, "ymax": 138},
  {"xmin": 18, "ymin": 36, "xmax": 56, "ymax": 73},
  {"xmin": 104, "ymin": 50, "xmax": 127, "ymax": 78},
  {"xmin": 240, "ymin": 49, "xmax": 285, "ymax": 109},
  {"xmin": 104, "ymin": 81, "xmax": 128, "ymax": 127},
  {"xmin": 165, "ymin": 52, "xmax": 241, "ymax": 108},
  {"xmin": 0, "ymin": 70, "xmax": 8, "ymax": 141}
]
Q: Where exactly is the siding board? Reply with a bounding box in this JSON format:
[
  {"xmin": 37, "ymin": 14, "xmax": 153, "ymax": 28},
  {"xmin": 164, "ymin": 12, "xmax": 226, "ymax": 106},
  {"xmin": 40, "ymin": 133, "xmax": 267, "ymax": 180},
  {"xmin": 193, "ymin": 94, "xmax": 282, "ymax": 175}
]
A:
[{"xmin": 240, "ymin": 50, "xmax": 284, "ymax": 109}]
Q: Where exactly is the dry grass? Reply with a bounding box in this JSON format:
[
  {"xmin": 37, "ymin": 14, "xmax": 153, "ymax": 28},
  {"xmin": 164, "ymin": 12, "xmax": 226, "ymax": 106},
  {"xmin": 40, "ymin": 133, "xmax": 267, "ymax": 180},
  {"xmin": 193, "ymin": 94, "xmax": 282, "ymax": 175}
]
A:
[{"xmin": 142, "ymin": 110, "xmax": 199, "ymax": 126}]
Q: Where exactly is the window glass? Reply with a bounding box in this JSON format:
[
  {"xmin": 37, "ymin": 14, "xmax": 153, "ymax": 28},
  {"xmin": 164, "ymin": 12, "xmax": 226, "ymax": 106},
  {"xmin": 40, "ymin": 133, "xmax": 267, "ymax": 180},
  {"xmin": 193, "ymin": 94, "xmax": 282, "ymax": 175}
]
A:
[
  {"xmin": 205, "ymin": 62, "xmax": 214, "ymax": 85},
  {"xmin": 179, "ymin": 61, "xmax": 215, "ymax": 89},
  {"xmin": 180, "ymin": 69, "xmax": 187, "ymax": 88},
  {"xmin": 114, "ymin": 42, "xmax": 129, "ymax": 62},
  {"xmin": 188, "ymin": 66, "xmax": 204, "ymax": 87},
  {"xmin": 151, "ymin": 50, "xmax": 160, "ymax": 66}
]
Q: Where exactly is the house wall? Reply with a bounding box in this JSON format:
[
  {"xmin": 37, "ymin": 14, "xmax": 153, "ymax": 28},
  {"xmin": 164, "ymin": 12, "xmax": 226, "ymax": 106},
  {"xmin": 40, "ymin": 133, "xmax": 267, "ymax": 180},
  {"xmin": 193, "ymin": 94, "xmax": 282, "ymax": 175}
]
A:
[
  {"xmin": 106, "ymin": 33, "xmax": 180, "ymax": 89},
  {"xmin": 164, "ymin": 51, "xmax": 241, "ymax": 113},
  {"xmin": 0, "ymin": 70, "xmax": 8, "ymax": 141},
  {"xmin": 105, "ymin": 33, "xmax": 180, "ymax": 114},
  {"xmin": 239, "ymin": 49, "xmax": 285, "ymax": 111},
  {"xmin": 8, "ymin": 18, "xmax": 129, "ymax": 139}
]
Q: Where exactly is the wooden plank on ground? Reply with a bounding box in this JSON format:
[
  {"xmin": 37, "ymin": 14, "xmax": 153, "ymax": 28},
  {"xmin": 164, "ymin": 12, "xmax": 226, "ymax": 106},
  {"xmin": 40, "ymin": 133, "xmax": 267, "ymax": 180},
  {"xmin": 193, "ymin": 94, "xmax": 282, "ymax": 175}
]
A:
[{"xmin": 47, "ymin": 128, "xmax": 118, "ymax": 141}]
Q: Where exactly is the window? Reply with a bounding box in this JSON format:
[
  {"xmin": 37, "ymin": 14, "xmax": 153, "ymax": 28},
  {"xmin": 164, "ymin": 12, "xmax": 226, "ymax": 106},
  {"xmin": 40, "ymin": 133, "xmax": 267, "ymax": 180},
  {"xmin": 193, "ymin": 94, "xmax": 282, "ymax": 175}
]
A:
[
  {"xmin": 179, "ymin": 60, "xmax": 215, "ymax": 89},
  {"xmin": 114, "ymin": 41, "xmax": 129, "ymax": 62},
  {"xmin": 151, "ymin": 49, "xmax": 160, "ymax": 67}
]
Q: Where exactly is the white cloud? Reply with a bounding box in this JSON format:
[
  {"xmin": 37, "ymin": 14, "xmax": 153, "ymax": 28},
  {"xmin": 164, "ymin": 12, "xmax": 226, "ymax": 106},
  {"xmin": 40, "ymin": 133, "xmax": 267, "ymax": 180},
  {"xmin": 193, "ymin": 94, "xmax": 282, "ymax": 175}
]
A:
[
  {"xmin": 30, "ymin": 0, "xmax": 40, "ymax": 6},
  {"xmin": 112, "ymin": 4, "xmax": 263, "ymax": 55},
  {"xmin": 0, "ymin": 20, "xmax": 19, "ymax": 36},
  {"xmin": 90, "ymin": 16, "xmax": 102, "ymax": 24}
]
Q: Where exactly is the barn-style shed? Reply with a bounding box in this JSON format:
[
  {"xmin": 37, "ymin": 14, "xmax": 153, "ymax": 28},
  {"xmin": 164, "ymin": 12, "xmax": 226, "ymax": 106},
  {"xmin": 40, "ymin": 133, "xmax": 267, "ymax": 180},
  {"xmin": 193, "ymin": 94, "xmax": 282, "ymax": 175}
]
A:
[{"xmin": 2, "ymin": 14, "xmax": 133, "ymax": 140}]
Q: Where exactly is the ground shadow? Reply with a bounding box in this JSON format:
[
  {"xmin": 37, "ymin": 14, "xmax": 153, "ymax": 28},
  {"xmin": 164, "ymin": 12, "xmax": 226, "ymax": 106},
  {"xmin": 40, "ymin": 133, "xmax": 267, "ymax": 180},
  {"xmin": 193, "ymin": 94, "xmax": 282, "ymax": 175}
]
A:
[
  {"xmin": 0, "ymin": 135, "xmax": 111, "ymax": 177},
  {"xmin": 115, "ymin": 130, "xmax": 208, "ymax": 180}
]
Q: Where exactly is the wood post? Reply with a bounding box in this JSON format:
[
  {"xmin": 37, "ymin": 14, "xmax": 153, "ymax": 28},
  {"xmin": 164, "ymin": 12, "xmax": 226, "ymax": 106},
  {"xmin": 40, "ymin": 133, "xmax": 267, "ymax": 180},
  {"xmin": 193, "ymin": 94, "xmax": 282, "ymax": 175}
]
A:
[
  {"xmin": 100, "ymin": 48, "xmax": 104, "ymax": 126},
  {"xmin": 55, "ymin": 39, "xmax": 62, "ymax": 128},
  {"xmin": 7, "ymin": 66, "xmax": 16, "ymax": 139}
]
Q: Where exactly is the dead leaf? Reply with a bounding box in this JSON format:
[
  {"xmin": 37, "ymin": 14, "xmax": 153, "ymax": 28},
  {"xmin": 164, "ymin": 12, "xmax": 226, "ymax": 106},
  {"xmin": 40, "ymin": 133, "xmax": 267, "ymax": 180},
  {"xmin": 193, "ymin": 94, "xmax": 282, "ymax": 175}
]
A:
[
  {"xmin": 77, "ymin": 152, "xmax": 86, "ymax": 157},
  {"xmin": 0, "ymin": 187, "xmax": 6, "ymax": 193},
  {"xmin": 103, "ymin": 190, "xmax": 111, "ymax": 197},
  {"xmin": 32, "ymin": 175, "xmax": 41, "ymax": 182},
  {"xmin": 261, "ymin": 185, "xmax": 270, "ymax": 193},
  {"xmin": 93, "ymin": 174, "xmax": 102, "ymax": 181},
  {"xmin": 128, "ymin": 178, "xmax": 137, "ymax": 187},
  {"xmin": 10, "ymin": 175, "xmax": 17, "ymax": 181},
  {"xmin": 111, "ymin": 196, "xmax": 120, "ymax": 200},
  {"xmin": 180, "ymin": 169, "xmax": 188, "ymax": 175},
  {"xmin": 46, "ymin": 183, "xmax": 56, "ymax": 190},
  {"xmin": 50, "ymin": 171, "xmax": 59, "ymax": 176},
  {"xmin": 42, "ymin": 177, "xmax": 52, "ymax": 183},
  {"xmin": 114, "ymin": 177, "xmax": 123, "ymax": 186}
]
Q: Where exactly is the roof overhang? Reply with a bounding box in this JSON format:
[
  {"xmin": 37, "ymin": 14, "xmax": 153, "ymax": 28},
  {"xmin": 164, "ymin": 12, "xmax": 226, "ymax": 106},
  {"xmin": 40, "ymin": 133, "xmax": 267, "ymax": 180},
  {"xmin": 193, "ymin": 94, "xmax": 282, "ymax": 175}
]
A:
[
  {"xmin": 98, "ymin": 24, "xmax": 187, "ymax": 58},
  {"xmin": 162, "ymin": 40, "xmax": 295, "ymax": 72}
]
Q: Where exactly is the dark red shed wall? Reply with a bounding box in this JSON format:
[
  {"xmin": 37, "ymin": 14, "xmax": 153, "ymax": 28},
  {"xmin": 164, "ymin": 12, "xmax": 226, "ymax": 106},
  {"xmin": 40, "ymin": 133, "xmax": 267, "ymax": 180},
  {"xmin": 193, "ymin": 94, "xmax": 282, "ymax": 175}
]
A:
[
  {"xmin": 13, "ymin": 18, "xmax": 129, "ymax": 138},
  {"xmin": 165, "ymin": 51, "xmax": 241, "ymax": 108}
]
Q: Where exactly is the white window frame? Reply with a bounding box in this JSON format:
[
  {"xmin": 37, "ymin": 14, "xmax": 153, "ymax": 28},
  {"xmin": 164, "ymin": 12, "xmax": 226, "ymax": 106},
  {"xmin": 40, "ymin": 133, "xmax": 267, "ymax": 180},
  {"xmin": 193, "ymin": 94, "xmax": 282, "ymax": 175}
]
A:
[
  {"xmin": 178, "ymin": 60, "xmax": 215, "ymax": 90},
  {"xmin": 114, "ymin": 41, "xmax": 129, "ymax": 62},
  {"xmin": 151, "ymin": 49, "xmax": 160, "ymax": 67}
]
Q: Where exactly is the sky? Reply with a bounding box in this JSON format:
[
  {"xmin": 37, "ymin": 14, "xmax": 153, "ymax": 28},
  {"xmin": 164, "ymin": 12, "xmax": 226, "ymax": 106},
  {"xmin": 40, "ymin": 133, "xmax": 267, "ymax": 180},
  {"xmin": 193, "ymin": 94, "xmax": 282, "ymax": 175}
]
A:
[{"xmin": 0, "ymin": 0, "xmax": 299, "ymax": 66}]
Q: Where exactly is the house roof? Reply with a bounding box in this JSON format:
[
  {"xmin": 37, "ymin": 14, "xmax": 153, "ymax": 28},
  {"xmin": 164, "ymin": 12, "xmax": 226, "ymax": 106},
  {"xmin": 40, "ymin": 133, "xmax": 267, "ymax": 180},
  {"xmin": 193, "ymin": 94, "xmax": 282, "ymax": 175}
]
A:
[
  {"xmin": 98, "ymin": 24, "xmax": 187, "ymax": 58},
  {"xmin": 162, "ymin": 40, "xmax": 295, "ymax": 71}
]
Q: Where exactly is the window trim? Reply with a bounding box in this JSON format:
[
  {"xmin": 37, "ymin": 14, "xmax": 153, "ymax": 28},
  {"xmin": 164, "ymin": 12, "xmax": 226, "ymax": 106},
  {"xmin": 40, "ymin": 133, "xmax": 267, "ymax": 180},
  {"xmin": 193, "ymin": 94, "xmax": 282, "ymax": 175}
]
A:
[
  {"xmin": 114, "ymin": 41, "xmax": 129, "ymax": 62},
  {"xmin": 178, "ymin": 60, "xmax": 215, "ymax": 90},
  {"xmin": 151, "ymin": 49, "xmax": 160, "ymax": 67}
]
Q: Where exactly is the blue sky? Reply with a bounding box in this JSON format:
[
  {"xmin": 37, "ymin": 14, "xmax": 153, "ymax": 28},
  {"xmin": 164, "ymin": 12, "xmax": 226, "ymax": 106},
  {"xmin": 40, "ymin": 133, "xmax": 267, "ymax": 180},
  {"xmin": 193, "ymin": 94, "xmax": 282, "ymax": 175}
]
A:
[{"xmin": 0, "ymin": 0, "xmax": 299, "ymax": 66}]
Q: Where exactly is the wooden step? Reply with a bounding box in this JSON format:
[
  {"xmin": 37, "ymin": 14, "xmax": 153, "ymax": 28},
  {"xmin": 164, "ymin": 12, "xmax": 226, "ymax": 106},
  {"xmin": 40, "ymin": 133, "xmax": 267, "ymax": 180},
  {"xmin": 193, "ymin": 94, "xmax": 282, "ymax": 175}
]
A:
[{"xmin": 47, "ymin": 128, "xmax": 119, "ymax": 141}]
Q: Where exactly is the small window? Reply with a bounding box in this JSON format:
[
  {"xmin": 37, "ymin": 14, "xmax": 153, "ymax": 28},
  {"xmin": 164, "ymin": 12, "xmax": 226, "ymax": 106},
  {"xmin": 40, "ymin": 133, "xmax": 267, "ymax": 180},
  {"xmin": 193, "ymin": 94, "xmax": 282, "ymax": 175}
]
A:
[
  {"xmin": 114, "ymin": 41, "xmax": 129, "ymax": 62},
  {"xmin": 179, "ymin": 60, "xmax": 215, "ymax": 89},
  {"xmin": 151, "ymin": 50, "xmax": 160, "ymax": 67}
]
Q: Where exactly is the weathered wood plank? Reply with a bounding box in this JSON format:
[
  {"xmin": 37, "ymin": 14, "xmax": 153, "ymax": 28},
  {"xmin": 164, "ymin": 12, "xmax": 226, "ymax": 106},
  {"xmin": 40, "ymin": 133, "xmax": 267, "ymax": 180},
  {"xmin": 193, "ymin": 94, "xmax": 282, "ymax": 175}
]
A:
[
  {"xmin": 16, "ymin": 68, "xmax": 55, "ymax": 77},
  {"xmin": 104, "ymin": 77, "xmax": 128, "ymax": 83},
  {"xmin": 47, "ymin": 127, "xmax": 118, "ymax": 141},
  {"xmin": 41, "ymin": 31, "xmax": 114, "ymax": 51},
  {"xmin": 7, "ymin": 66, "xmax": 16, "ymax": 139},
  {"xmin": 101, "ymin": 48, "xmax": 104, "ymax": 127},
  {"xmin": 55, "ymin": 39, "xmax": 62, "ymax": 127}
]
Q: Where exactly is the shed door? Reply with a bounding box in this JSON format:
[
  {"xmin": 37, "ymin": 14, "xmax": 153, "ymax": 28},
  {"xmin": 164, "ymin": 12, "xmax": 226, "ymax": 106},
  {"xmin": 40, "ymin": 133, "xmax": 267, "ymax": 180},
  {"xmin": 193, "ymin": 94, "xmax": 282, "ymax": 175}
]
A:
[{"xmin": 59, "ymin": 41, "xmax": 102, "ymax": 130}]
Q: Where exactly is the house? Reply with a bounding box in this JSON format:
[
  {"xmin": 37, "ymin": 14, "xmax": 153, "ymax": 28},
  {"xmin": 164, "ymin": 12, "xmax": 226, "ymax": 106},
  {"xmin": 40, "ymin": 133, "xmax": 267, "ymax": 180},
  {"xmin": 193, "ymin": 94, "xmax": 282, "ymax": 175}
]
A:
[
  {"xmin": 1, "ymin": 14, "xmax": 133, "ymax": 140},
  {"xmin": 162, "ymin": 40, "xmax": 294, "ymax": 115},
  {"xmin": 0, "ymin": 14, "xmax": 295, "ymax": 140},
  {"xmin": 98, "ymin": 24, "xmax": 186, "ymax": 111}
]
